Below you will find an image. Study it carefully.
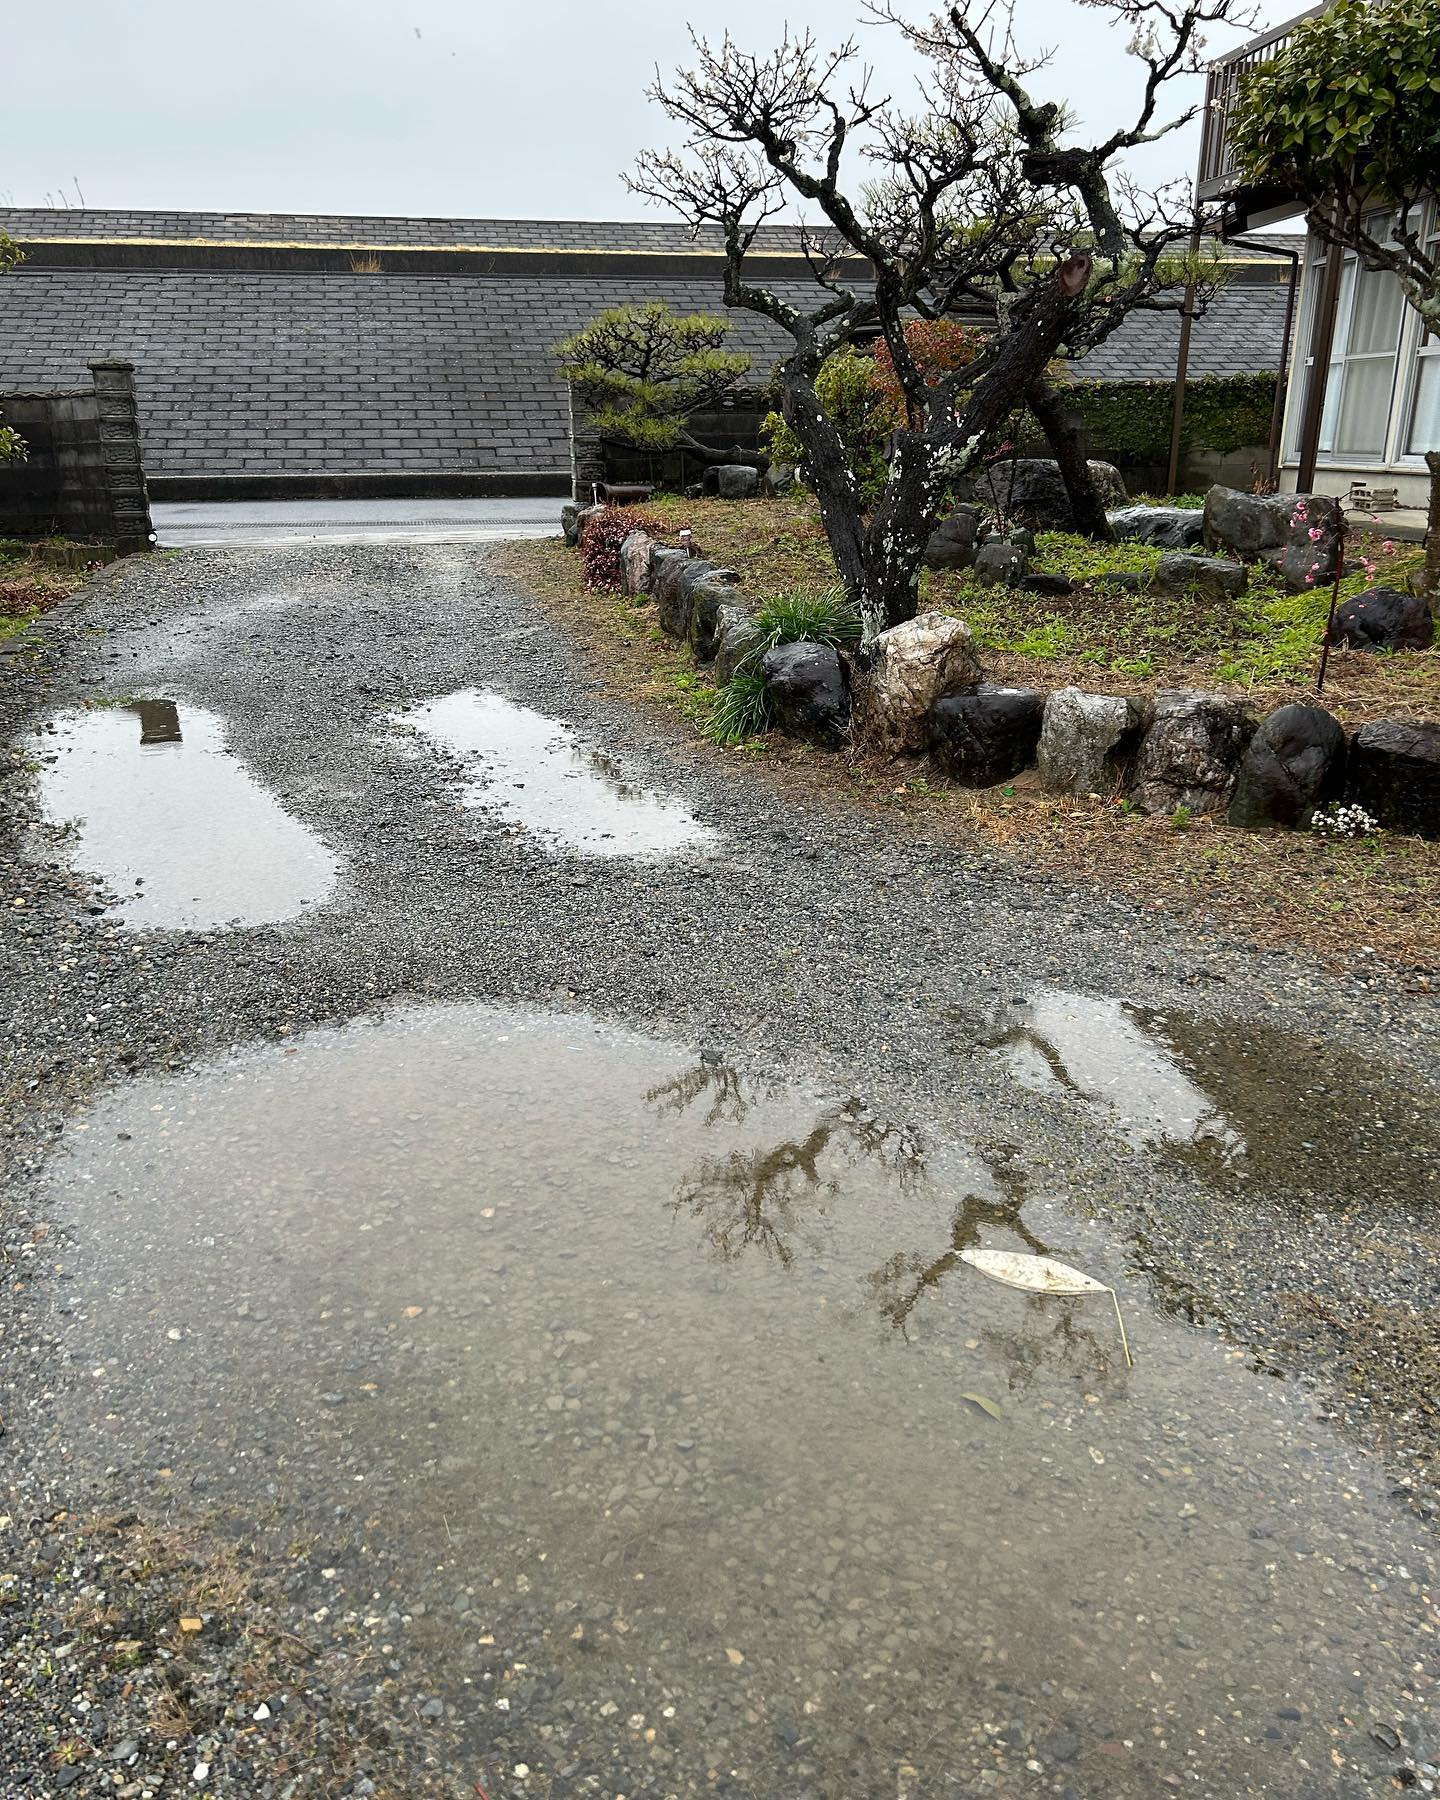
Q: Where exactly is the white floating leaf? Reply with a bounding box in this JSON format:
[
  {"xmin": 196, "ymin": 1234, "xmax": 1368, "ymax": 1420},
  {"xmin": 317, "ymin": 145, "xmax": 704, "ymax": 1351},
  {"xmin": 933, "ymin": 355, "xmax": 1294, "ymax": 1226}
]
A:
[
  {"xmin": 959, "ymin": 1248, "xmax": 1134, "ymax": 1367},
  {"xmin": 958, "ymin": 1248, "xmax": 1107, "ymax": 1297}
]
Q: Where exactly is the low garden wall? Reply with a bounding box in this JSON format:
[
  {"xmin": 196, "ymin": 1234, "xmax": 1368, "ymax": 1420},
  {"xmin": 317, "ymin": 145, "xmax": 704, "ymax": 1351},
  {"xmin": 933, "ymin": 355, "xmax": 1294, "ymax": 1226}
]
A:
[
  {"xmin": 562, "ymin": 487, "xmax": 1439, "ymax": 842},
  {"xmin": 0, "ymin": 360, "xmax": 153, "ymax": 553}
]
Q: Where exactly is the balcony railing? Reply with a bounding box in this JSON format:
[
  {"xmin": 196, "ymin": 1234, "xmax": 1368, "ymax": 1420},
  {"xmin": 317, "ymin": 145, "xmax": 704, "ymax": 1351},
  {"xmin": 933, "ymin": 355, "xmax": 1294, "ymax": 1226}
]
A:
[{"xmin": 1196, "ymin": 6, "xmax": 1326, "ymax": 202}]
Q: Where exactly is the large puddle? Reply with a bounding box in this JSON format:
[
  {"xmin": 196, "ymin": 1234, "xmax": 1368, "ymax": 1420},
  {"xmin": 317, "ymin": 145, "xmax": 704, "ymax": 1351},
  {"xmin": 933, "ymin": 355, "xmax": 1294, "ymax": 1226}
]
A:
[
  {"xmin": 27, "ymin": 701, "xmax": 340, "ymax": 929},
  {"xmin": 398, "ymin": 687, "xmax": 714, "ymax": 855},
  {"xmin": 40, "ymin": 1004, "xmax": 1436, "ymax": 1795}
]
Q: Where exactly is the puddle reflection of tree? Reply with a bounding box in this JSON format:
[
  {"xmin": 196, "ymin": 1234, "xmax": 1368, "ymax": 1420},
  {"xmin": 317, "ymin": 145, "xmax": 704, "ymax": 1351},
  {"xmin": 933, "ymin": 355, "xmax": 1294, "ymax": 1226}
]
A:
[
  {"xmin": 865, "ymin": 1154, "xmax": 1048, "ymax": 1337},
  {"xmin": 651, "ymin": 1064, "xmax": 1120, "ymax": 1377},
  {"xmin": 647, "ymin": 1062, "xmax": 923, "ymax": 1268}
]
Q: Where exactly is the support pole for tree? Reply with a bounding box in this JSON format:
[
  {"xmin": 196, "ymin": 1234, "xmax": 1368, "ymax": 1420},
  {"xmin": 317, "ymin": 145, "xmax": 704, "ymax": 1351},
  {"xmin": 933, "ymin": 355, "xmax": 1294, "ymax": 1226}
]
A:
[
  {"xmin": 1165, "ymin": 212, "xmax": 1203, "ymax": 495},
  {"xmin": 1295, "ymin": 238, "xmax": 1345, "ymax": 495}
]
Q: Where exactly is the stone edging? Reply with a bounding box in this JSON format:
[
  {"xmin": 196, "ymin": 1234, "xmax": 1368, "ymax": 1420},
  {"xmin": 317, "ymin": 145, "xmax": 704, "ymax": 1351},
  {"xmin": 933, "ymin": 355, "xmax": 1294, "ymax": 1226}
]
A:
[{"xmin": 563, "ymin": 503, "xmax": 1439, "ymax": 841}]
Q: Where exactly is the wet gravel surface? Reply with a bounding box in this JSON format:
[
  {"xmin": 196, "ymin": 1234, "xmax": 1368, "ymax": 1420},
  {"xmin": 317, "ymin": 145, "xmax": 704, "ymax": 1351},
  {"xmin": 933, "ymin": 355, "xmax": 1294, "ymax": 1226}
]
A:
[{"xmin": 1, "ymin": 542, "xmax": 1438, "ymax": 1797}]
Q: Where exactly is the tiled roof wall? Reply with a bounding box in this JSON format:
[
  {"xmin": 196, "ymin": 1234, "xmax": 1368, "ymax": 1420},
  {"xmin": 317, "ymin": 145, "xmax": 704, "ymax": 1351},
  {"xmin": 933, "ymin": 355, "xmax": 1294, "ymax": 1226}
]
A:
[
  {"xmin": 0, "ymin": 208, "xmax": 808, "ymax": 254},
  {"xmin": 0, "ymin": 253, "xmax": 1286, "ymax": 479},
  {"xmin": 0, "ymin": 271, "xmax": 811, "ymax": 476}
]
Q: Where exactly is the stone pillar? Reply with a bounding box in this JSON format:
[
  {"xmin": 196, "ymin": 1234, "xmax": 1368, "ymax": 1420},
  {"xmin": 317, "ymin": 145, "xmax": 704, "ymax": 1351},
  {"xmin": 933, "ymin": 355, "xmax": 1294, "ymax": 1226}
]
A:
[
  {"xmin": 89, "ymin": 358, "xmax": 153, "ymax": 555},
  {"xmin": 567, "ymin": 381, "xmax": 606, "ymax": 504}
]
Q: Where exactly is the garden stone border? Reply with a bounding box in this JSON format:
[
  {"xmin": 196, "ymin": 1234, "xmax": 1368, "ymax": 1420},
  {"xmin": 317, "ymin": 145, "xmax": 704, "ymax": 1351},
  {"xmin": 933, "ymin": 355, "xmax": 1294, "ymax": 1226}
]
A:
[{"xmin": 569, "ymin": 509, "xmax": 1439, "ymax": 841}]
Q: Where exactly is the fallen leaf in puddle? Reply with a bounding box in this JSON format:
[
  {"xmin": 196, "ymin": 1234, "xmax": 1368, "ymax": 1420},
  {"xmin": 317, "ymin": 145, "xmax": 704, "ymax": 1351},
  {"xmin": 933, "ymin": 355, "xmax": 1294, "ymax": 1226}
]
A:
[
  {"xmin": 959, "ymin": 1249, "xmax": 1133, "ymax": 1368},
  {"xmin": 179, "ymin": 1616, "xmax": 203, "ymax": 1633},
  {"xmin": 725, "ymin": 1648, "xmax": 745, "ymax": 1666},
  {"xmin": 403, "ymin": 1306, "xmax": 424, "ymax": 1318},
  {"xmin": 961, "ymin": 1392, "xmax": 1004, "ymax": 1421}
]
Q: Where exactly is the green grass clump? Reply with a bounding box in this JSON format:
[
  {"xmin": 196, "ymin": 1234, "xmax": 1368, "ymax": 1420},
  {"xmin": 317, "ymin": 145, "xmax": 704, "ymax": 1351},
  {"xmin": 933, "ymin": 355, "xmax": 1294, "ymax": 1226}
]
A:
[{"xmin": 706, "ymin": 584, "xmax": 860, "ymax": 745}]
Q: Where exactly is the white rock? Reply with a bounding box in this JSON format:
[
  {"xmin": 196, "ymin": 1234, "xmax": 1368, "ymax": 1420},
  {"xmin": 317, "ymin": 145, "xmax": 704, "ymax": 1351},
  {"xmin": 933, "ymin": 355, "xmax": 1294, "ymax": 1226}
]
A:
[{"xmin": 858, "ymin": 610, "xmax": 982, "ymax": 751}]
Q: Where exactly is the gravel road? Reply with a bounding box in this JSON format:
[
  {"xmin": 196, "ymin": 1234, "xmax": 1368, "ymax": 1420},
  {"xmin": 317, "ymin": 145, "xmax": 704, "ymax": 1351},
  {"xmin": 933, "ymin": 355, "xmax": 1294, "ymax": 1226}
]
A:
[{"xmin": 2, "ymin": 542, "xmax": 1437, "ymax": 1798}]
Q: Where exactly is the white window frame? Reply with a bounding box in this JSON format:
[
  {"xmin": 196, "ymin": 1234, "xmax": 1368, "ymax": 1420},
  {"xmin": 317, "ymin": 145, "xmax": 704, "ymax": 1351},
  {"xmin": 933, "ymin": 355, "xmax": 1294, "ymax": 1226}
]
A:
[
  {"xmin": 1289, "ymin": 214, "xmax": 1412, "ymax": 465},
  {"xmin": 1399, "ymin": 202, "xmax": 1440, "ymax": 464}
]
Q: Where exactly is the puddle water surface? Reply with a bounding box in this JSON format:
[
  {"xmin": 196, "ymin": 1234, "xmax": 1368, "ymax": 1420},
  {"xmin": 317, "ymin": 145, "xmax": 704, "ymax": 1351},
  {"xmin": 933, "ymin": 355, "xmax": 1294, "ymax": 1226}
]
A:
[
  {"xmin": 41, "ymin": 1005, "xmax": 1435, "ymax": 1795},
  {"xmin": 985, "ymin": 986, "xmax": 1435, "ymax": 1200},
  {"xmin": 400, "ymin": 688, "xmax": 714, "ymax": 855},
  {"xmin": 29, "ymin": 702, "xmax": 339, "ymax": 929}
]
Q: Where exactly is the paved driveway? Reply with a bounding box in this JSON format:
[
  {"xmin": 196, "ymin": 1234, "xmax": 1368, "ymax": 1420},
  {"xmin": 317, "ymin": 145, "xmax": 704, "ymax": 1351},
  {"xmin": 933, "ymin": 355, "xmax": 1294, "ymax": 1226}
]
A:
[{"xmin": 152, "ymin": 495, "xmax": 567, "ymax": 547}]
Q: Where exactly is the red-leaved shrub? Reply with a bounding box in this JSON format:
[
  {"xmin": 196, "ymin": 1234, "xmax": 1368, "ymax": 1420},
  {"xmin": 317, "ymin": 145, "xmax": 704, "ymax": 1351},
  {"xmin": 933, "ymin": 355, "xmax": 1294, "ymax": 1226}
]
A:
[{"xmin": 578, "ymin": 505, "xmax": 664, "ymax": 591}]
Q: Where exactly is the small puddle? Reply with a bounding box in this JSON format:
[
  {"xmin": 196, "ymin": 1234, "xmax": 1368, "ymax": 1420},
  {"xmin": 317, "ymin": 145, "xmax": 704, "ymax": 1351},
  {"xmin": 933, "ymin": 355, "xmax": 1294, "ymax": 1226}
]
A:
[
  {"xmin": 39, "ymin": 1004, "xmax": 1435, "ymax": 1795},
  {"xmin": 398, "ymin": 687, "xmax": 714, "ymax": 855},
  {"xmin": 982, "ymin": 986, "xmax": 1435, "ymax": 1201},
  {"xmin": 987, "ymin": 988, "xmax": 1242, "ymax": 1155},
  {"xmin": 27, "ymin": 701, "xmax": 340, "ymax": 929}
]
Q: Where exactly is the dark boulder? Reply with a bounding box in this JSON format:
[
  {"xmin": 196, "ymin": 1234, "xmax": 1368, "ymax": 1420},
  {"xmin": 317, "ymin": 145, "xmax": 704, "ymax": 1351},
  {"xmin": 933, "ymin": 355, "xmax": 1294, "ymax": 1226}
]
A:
[
  {"xmin": 650, "ymin": 550, "xmax": 693, "ymax": 638},
  {"xmin": 713, "ymin": 606, "xmax": 765, "ymax": 682},
  {"xmin": 762, "ymin": 642, "xmax": 850, "ymax": 749},
  {"xmin": 1108, "ymin": 504, "xmax": 1205, "ymax": 549},
  {"xmin": 966, "ymin": 458, "xmax": 1128, "ymax": 530},
  {"xmin": 923, "ymin": 504, "xmax": 989, "ymax": 571},
  {"xmin": 1150, "ymin": 553, "xmax": 1247, "ymax": 599},
  {"xmin": 974, "ymin": 535, "xmax": 1030, "ymax": 588},
  {"xmin": 1203, "ymin": 485, "xmax": 1301, "ymax": 559},
  {"xmin": 1131, "ymin": 689, "xmax": 1257, "ymax": 815},
  {"xmin": 1333, "ymin": 586, "xmax": 1435, "ymax": 652},
  {"xmin": 1345, "ymin": 719, "xmax": 1440, "ymax": 838},
  {"xmin": 687, "ymin": 572, "xmax": 744, "ymax": 661},
  {"xmin": 1279, "ymin": 494, "xmax": 1343, "ymax": 594},
  {"xmin": 716, "ymin": 463, "xmax": 760, "ymax": 499},
  {"xmin": 929, "ymin": 686, "xmax": 1044, "ymax": 787},
  {"xmin": 1228, "ymin": 703, "xmax": 1347, "ymax": 830},
  {"xmin": 1019, "ymin": 572, "xmax": 1074, "ymax": 597}
]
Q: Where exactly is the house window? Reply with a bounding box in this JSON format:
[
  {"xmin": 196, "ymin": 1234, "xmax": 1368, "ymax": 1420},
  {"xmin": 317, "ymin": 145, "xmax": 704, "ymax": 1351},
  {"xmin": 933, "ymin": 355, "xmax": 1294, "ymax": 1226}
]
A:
[{"xmin": 1293, "ymin": 223, "xmax": 1408, "ymax": 461}]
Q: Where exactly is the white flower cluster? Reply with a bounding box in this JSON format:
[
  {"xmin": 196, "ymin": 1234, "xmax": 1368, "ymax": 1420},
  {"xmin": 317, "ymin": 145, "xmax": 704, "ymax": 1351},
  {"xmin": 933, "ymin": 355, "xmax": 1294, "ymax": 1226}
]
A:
[{"xmin": 1311, "ymin": 802, "xmax": 1380, "ymax": 838}]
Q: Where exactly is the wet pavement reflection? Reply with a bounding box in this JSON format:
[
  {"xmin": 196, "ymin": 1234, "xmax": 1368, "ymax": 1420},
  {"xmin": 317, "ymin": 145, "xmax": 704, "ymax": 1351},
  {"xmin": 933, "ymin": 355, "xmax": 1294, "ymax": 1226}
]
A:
[
  {"xmin": 397, "ymin": 687, "xmax": 714, "ymax": 856},
  {"xmin": 40, "ymin": 1004, "xmax": 1436, "ymax": 1796},
  {"xmin": 27, "ymin": 702, "xmax": 340, "ymax": 930}
]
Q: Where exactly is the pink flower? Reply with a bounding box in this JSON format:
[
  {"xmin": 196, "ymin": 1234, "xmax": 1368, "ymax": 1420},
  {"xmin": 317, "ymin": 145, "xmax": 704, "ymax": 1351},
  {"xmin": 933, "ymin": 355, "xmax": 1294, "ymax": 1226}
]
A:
[
  {"xmin": 1308, "ymin": 526, "xmax": 1324, "ymax": 541},
  {"xmin": 1293, "ymin": 500, "xmax": 1309, "ymax": 523},
  {"xmin": 1382, "ymin": 539, "xmax": 1396, "ymax": 554}
]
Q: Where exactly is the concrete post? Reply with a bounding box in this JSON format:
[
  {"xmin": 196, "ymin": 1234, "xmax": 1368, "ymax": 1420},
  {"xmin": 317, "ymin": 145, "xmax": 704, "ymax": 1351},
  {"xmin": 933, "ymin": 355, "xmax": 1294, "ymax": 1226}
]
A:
[
  {"xmin": 89, "ymin": 358, "xmax": 153, "ymax": 555},
  {"xmin": 567, "ymin": 381, "xmax": 607, "ymax": 504}
]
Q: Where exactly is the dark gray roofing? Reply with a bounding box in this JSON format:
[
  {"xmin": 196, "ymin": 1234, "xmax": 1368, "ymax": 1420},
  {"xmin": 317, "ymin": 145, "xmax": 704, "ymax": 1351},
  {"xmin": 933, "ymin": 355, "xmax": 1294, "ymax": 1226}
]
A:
[
  {"xmin": 1072, "ymin": 281, "xmax": 1287, "ymax": 381},
  {"xmin": 0, "ymin": 207, "xmax": 808, "ymax": 255},
  {"xmin": 0, "ymin": 269, "xmax": 809, "ymax": 479}
]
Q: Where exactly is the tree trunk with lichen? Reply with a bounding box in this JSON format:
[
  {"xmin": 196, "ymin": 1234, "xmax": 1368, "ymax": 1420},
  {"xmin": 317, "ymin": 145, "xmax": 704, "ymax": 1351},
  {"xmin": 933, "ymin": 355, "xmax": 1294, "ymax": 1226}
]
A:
[
  {"xmin": 1425, "ymin": 451, "xmax": 1440, "ymax": 599},
  {"xmin": 1027, "ymin": 378, "xmax": 1115, "ymax": 542}
]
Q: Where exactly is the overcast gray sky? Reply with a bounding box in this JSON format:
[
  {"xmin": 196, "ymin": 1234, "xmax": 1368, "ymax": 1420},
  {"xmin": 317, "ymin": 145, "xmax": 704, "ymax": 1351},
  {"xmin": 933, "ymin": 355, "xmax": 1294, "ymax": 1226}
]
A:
[{"xmin": 4, "ymin": 0, "xmax": 1287, "ymax": 219}]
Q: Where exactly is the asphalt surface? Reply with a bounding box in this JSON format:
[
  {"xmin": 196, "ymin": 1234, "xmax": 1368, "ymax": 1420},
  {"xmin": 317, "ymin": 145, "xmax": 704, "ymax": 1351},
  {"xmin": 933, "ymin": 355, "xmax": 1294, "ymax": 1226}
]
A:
[
  {"xmin": 151, "ymin": 496, "xmax": 567, "ymax": 547},
  {"xmin": 1, "ymin": 541, "xmax": 1437, "ymax": 1798}
]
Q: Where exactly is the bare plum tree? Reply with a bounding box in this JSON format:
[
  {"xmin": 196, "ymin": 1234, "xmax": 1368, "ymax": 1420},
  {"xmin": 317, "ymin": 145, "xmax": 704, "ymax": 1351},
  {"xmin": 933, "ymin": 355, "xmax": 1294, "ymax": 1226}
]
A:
[{"xmin": 631, "ymin": 0, "xmax": 1246, "ymax": 643}]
